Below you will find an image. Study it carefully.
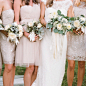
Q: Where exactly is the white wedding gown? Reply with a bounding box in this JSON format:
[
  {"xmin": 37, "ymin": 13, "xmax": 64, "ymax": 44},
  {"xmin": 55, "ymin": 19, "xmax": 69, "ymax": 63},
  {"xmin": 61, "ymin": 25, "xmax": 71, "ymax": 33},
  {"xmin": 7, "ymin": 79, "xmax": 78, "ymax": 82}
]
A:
[{"xmin": 32, "ymin": 0, "xmax": 73, "ymax": 86}]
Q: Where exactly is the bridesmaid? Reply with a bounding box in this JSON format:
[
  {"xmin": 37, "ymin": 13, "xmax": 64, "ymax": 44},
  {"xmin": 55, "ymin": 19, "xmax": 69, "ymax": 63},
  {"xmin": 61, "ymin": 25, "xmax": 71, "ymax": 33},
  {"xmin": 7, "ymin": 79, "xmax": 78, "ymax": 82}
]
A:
[
  {"xmin": 0, "ymin": 0, "xmax": 15, "ymax": 86},
  {"xmin": 67, "ymin": 0, "xmax": 86, "ymax": 86},
  {"xmin": 14, "ymin": 0, "xmax": 40, "ymax": 85},
  {"xmin": 0, "ymin": 31, "xmax": 1, "ymax": 75}
]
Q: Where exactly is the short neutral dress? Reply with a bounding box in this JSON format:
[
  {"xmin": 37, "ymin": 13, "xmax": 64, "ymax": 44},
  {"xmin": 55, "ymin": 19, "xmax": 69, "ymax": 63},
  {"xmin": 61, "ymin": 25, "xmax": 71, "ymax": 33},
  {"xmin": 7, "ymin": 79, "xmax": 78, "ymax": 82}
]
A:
[
  {"xmin": 67, "ymin": 1, "xmax": 86, "ymax": 61},
  {"xmin": 15, "ymin": 4, "xmax": 40, "ymax": 67},
  {"xmin": 0, "ymin": 9, "xmax": 15, "ymax": 64},
  {"xmin": 0, "ymin": 33, "xmax": 2, "ymax": 75}
]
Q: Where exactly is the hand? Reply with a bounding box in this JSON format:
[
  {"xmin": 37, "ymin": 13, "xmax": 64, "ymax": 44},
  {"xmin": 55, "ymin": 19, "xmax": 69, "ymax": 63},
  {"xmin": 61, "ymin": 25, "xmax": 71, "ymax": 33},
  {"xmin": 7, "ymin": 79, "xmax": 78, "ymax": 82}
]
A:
[
  {"xmin": 33, "ymin": 35, "xmax": 38, "ymax": 42},
  {"xmin": 75, "ymin": 0, "xmax": 80, "ymax": 6},
  {"xmin": 73, "ymin": 29, "xmax": 84, "ymax": 35},
  {"xmin": 24, "ymin": 31, "xmax": 30, "ymax": 38},
  {"xmin": 0, "ymin": 30, "xmax": 8, "ymax": 37}
]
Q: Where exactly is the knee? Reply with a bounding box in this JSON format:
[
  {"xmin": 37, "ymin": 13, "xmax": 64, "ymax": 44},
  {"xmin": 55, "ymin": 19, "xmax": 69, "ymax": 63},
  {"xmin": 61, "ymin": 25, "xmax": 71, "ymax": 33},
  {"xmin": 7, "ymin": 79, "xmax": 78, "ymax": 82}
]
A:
[
  {"xmin": 33, "ymin": 67, "xmax": 38, "ymax": 75},
  {"xmin": 5, "ymin": 65, "xmax": 13, "ymax": 73},
  {"xmin": 27, "ymin": 66, "xmax": 34, "ymax": 75},
  {"xmin": 68, "ymin": 63, "xmax": 75, "ymax": 71},
  {"xmin": 78, "ymin": 61, "xmax": 85, "ymax": 69}
]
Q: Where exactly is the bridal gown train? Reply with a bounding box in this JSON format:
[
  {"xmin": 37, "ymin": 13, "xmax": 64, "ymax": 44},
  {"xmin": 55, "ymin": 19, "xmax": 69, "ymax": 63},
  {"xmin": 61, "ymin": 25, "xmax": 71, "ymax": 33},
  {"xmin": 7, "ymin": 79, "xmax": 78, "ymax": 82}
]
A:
[{"xmin": 32, "ymin": 0, "xmax": 73, "ymax": 86}]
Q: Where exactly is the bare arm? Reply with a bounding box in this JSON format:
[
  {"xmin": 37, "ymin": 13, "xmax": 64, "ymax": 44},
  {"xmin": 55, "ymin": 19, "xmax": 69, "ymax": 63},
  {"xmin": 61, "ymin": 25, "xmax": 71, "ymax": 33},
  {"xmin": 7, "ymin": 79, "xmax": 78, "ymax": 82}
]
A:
[
  {"xmin": 0, "ymin": 0, "xmax": 8, "ymax": 37},
  {"xmin": 81, "ymin": 0, "xmax": 86, "ymax": 2},
  {"xmin": 14, "ymin": 0, "xmax": 21, "ymax": 24},
  {"xmin": 67, "ymin": 5, "xmax": 74, "ymax": 17},
  {"xmin": 68, "ymin": 5, "xmax": 83, "ymax": 35},
  {"xmin": 0, "ymin": 0, "xmax": 3, "ymax": 16},
  {"xmin": 40, "ymin": 2, "xmax": 46, "ymax": 26}
]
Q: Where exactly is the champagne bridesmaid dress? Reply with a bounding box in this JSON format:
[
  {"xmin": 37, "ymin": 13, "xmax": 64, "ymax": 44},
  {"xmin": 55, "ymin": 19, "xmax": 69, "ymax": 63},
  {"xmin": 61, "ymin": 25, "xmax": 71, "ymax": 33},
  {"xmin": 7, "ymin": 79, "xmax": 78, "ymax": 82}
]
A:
[
  {"xmin": 0, "ymin": 9, "xmax": 15, "ymax": 64},
  {"xmin": 15, "ymin": 4, "xmax": 40, "ymax": 67},
  {"xmin": 0, "ymin": 34, "xmax": 2, "ymax": 75},
  {"xmin": 67, "ymin": 1, "xmax": 86, "ymax": 61}
]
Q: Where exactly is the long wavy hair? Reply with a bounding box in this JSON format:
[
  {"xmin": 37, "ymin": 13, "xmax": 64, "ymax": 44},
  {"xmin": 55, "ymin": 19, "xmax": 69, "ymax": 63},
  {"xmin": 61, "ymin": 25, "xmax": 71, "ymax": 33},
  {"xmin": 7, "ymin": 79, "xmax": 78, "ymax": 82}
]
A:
[
  {"xmin": 74, "ymin": 0, "xmax": 80, "ymax": 7},
  {"xmin": 22, "ymin": 0, "xmax": 39, "ymax": 5},
  {"xmin": 46, "ymin": 0, "xmax": 53, "ymax": 7}
]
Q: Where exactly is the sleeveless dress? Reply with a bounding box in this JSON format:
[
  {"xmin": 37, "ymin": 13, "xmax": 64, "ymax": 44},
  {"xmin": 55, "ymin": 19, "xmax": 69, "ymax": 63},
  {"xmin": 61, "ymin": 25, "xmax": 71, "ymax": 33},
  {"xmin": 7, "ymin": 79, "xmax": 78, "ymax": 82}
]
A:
[
  {"xmin": 0, "ymin": 34, "xmax": 2, "ymax": 75},
  {"xmin": 67, "ymin": 1, "xmax": 86, "ymax": 61},
  {"xmin": 0, "ymin": 9, "xmax": 15, "ymax": 64},
  {"xmin": 33, "ymin": 0, "xmax": 73, "ymax": 86},
  {"xmin": 15, "ymin": 4, "xmax": 40, "ymax": 67}
]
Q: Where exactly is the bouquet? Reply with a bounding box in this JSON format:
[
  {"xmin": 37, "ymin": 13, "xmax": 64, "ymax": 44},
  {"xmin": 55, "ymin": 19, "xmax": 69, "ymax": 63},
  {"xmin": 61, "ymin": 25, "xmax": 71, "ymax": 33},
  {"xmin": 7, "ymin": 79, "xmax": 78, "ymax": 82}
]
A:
[
  {"xmin": 46, "ymin": 10, "xmax": 74, "ymax": 35},
  {"xmin": 26, "ymin": 21, "xmax": 44, "ymax": 42},
  {"xmin": 5, "ymin": 22, "xmax": 23, "ymax": 45},
  {"xmin": 72, "ymin": 15, "xmax": 86, "ymax": 34},
  {"xmin": 0, "ymin": 19, "xmax": 4, "ymax": 30}
]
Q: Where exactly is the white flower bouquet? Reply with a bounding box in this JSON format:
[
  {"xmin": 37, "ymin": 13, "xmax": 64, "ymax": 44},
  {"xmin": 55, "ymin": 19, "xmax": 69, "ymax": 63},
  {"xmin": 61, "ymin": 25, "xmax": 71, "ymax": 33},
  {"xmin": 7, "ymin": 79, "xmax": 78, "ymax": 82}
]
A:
[
  {"xmin": 26, "ymin": 21, "xmax": 44, "ymax": 42},
  {"xmin": 5, "ymin": 22, "xmax": 23, "ymax": 45},
  {"xmin": 72, "ymin": 15, "xmax": 86, "ymax": 34},
  {"xmin": 46, "ymin": 10, "xmax": 74, "ymax": 35},
  {"xmin": 0, "ymin": 19, "xmax": 4, "ymax": 30}
]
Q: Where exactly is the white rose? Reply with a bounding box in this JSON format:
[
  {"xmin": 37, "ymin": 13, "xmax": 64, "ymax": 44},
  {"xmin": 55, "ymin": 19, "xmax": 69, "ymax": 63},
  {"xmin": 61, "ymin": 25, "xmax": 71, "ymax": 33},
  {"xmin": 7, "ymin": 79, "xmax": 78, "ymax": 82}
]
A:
[
  {"xmin": 28, "ymin": 22, "xmax": 33, "ymax": 27},
  {"xmin": 48, "ymin": 14, "xmax": 53, "ymax": 19},
  {"xmin": 8, "ymin": 32, "xmax": 16, "ymax": 40},
  {"xmin": 18, "ymin": 25, "xmax": 23, "ymax": 31},
  {"xmin": 67, "ymin": 24, "xmax": 71, "ymax": 30},
  {"xmin": 62, "ymin": 18, "xmax": 68, "ymax": 23},
  {"xmin": 14, "ymin": 22, "xmax": 18, "ymax": 26},
  {"xmin": 80, "ymin": 17, "xmax": 86, "ymax": 21},
  {"xmin": 29, "ymin": 31, "xmax": 35, "ymax": 42},
  {"xmin": 0, "ymin": 19, "xmax": 2, "ymax": 24},
  {"xmin": 53, "ymin": 21, "xmax": 58, "ymax": 27},
  {"xmin": 5, "ymin": 24, "xmax": 11, "ymax": 30},
  {"xmin": 52, "ymin": 12, "xmax": 57, "ymax": 18},
  {"xmin": 74, "ymin": 20, "xmax": 80, "ymax": 28},
  {"xmin": 57, "ymin": 23, "xmax": 62, "ymax": 30},
  {"xmin": 33, "ymin": 20, "xmax": 37, "ymax": 23},
  {"xmin": 37, "ymin": 23, "xmax": 42, "ymax": 28},
  {"xmin": 19, "ymin": 32, "xmax": 23, "ymax": 37}
]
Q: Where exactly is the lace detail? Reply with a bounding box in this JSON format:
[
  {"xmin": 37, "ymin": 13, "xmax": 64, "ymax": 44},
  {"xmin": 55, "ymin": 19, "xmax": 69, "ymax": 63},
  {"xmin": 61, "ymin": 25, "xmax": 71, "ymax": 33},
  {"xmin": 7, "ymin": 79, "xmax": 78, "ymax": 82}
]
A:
[
  {"xmin": 53, "ymin": 0, "xmax": 73, "ymax": 11},
  {"xmin": 0, "ymin": 9, "xmax": 15, "ymax": 64},
  {"xmin": 67, "ymin": 1, "xmax": 86, "ymax": 61},
  {"xmin": 73, "ymin": 1, "xmax": 86, "ymax": 17},
  {"xmin": 67, "ymin": 55, "xmax": 86, "ymax": 61}
]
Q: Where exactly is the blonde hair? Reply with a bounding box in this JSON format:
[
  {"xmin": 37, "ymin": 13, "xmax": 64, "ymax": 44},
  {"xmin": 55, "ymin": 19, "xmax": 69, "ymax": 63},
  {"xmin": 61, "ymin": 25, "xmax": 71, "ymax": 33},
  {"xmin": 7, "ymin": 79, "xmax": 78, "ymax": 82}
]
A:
[{"xmin": 74, "ymin": 0, "xmax": 81, "ymax": 7}]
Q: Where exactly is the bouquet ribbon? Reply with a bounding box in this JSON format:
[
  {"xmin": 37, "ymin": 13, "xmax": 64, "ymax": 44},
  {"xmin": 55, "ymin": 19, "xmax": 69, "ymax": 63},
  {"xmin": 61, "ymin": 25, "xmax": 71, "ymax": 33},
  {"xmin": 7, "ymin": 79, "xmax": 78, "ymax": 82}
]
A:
[{"xmin": 51, "ymin": 32, "xmax": 67, "ymax": 59}]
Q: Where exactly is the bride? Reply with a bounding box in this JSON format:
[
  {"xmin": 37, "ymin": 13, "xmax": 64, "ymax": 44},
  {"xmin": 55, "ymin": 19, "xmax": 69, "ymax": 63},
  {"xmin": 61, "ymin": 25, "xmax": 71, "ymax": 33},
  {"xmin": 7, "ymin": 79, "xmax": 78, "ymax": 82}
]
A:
[{"xmin": 32, "ymin": 0, "xmax": 74, "ymax": 86}]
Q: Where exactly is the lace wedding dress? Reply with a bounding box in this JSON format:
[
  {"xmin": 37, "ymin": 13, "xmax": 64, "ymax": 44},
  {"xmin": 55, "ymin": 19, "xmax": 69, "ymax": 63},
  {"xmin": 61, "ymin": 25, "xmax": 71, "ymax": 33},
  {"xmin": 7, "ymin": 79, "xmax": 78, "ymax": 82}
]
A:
[{"xmin": 32, "ymin": 0, "xmax": 73, "ymax": 86}]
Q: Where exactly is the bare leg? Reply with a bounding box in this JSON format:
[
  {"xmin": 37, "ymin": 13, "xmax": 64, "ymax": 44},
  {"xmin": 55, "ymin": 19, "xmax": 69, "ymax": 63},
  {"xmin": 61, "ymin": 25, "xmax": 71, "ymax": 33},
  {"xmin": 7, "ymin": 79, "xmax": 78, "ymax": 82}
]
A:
[
  {"xmin": 30, "ymin": 66, "xmax": 38, "ymax": 86},
  {"xmin": 10, "ymin": 64, "xmax": 16, "ymax": 86},
  {"xmin": 0, "ymin": 69, "xmax": 1, "ymax": 75},
  {"xmin": 24, "ymin": 65, "xmax": 34, "ymax": 86},
  {"xmin": 67, "ymin": 60, "xmax": 75, "ymax": 86},
  {"xmin": 3, "ymin": 64, "xmax": 13, "ymax": 86},
  {"xmin": 77, "ymin": 61, "xmax": 85, "ymax": 86}
]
